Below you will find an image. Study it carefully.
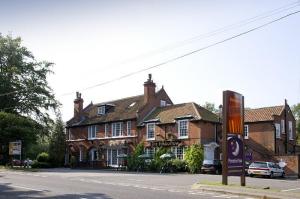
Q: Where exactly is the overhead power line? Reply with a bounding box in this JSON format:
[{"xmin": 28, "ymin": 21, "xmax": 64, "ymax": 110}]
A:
[
  {"xmin": 59, "ymin": 10, "xmax": 300, "ymax": 96},
  {"xmin": 104, "ymin": 1, "xmax": 300, "ymax": 69}
]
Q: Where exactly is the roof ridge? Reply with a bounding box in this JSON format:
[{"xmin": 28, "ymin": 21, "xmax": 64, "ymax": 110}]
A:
[
  {"xmin": 246, "ymin": 105, "xmax": 284, "ymax": 111},
  {"xmin": 94, "ymin": 94, "xmax": 143, "ymax": 105},
  {"xmin": 191, "ymin": 102, "xmax": 202, "ymax": 119}
]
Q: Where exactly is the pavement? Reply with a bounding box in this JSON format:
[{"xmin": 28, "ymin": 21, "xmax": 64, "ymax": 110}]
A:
[{"xmin": 0, "ymin": 168, "xmax": 299, "ymax": 199}]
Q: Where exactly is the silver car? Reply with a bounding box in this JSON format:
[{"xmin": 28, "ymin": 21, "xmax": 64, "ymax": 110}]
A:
[{"xmin": 248, "ymin": 161, "xmax": 285, "ymax": 178}]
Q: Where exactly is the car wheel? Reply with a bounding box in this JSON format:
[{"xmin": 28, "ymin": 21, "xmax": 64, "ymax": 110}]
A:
[
  {"xmin": 249, "ymin": 173, "xmax": 254, "ymax": 177},
  {"xmin": 281, "ymin": 172, "xmax": 285, "ymax": 178},
  {"xmin": 269, "ymin": 172, "xmax": 274, "ymax": 179}
]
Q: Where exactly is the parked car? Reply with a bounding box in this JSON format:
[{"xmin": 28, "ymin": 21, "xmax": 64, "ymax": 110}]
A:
[
  {"xmin": 201, "ymin": 159, "xmax": 222, "ymax": 174},
  {"xmin": 248, "ymin": 161, "xmax": 285, "ymax": 178}
]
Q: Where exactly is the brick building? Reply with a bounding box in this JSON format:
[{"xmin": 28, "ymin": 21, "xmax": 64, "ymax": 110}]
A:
[
  {"xmin": 65, "ymin": 74, "xmax": 173, "ymax": 168},
  {"xmin": 244, "ymin": 103, "xmax": 297, "ymax": 161},
  {"xmin": 140, "ymin": 103, "xmax": 220, "ymax": 160}
]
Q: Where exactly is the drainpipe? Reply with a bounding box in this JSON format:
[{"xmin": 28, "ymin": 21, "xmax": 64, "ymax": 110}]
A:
[{"xmin": 284, "ymin": 99, "xmax": 288, "ymax": 154}]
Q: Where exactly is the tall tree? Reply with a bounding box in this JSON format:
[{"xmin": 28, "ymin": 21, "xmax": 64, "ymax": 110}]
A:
[
  {"xmin": 0, "ymin": 34, "xmax": 59, "ymax": 125},
  {"xmin": 202, "ymin": 102, "xmax": 218, "ymax": 113},
  {"xmin": 49, "ymin": 116, "xmax": 66, "ymax": 167},
  {"xmin": 291, "ymin": 103, "xmax": 300, "ymax": 144},
  {"xmin": 0, "ymin": 112, "xmax": 46, "ymax": 163}
]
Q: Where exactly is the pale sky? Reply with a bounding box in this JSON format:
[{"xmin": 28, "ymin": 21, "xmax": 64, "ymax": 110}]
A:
[{"xmin": 1, "ymin": 0, "xmax": 300, "ymax": 121}]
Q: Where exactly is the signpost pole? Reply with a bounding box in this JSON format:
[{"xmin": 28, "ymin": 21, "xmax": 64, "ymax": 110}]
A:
[
  {"xmin": 222, "ymin": 91, "xmax": 228, "ymax": 185},
  {"xmin": 241, "ymin": 96, "xmax": 246, "ymax": 186}
]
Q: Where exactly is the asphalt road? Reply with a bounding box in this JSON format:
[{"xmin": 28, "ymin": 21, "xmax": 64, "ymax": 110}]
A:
[{"xmin": 0, "ymin": 169, "xmax": 299, "ymax": 199}]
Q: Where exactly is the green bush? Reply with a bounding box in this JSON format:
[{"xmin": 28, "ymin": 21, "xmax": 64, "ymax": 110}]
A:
[
  {"xmin": 36, "ymin": 152, "xmax": 49, "ymax": 162},
  {"xmin": 171, "ymin": 159, "xmax": 187, "ymax": 172},
  {"xmin": 185, "ymin": 144, "xmax": 204, "ymax": 173},
  {"xmin": 127, "ymin": 143, "xmax": 144, "ymax": 171},
  {"xmin": 70, "ymin": 156, "xmax": 77, "ymax": 168}
]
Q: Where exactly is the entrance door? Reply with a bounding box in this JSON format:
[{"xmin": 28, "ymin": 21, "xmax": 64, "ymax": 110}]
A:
[{"xmin": 107, "ymin": 149, "xmax": 120, "ymax": 167}]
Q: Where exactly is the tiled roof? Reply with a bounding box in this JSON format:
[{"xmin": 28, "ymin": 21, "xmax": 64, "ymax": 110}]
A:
[
  {"xmin": 67, "ymin": 94, "xmax": 144, "ymax": 127},
  {"xmin": 143, "ymin": 102, "xmax": 219, "ymax": 124},
  {"xmin": 244, "ymin": 105, "xmax": 284, "ymax": 123}
]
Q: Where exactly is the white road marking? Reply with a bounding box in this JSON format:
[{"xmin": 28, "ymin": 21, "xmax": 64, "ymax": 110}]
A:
[
  {"xmin": 8, "ymin": 185, "xmax": 44, "ymax": 192},
  {"xmin": 213, "ymin": 194, "xmax": 230, "ymax": 198},
  {"xmin": 281, "ymin": 187, "xmax": 300, "ymax": 192}
]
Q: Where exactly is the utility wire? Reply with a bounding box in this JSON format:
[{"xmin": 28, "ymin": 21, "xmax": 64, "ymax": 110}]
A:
[
  {"xmin": 104, "ymin": 1, "xmax": 300, "ymax": 69},
  {"xmin": 60, "ymin": 10, "xmax": 300, "ymax": 96}
]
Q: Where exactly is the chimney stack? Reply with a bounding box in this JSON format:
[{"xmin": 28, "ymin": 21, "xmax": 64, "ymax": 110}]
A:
[
  {"xmin": 144, "ymin": 74, "xmax": 156, "ymax": 104},
  {"xmin": 74, "ymin": 92, "xmax": 83, "ymax": 117}
]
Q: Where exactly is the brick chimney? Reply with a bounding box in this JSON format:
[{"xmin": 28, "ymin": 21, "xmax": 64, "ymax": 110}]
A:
[
  {"xmin": 144, "ymin": 74, "xmax": 156, "ymax": 104},
  {"xmin": 74, "ymin": 92, "xmax": 83, "ymax": 117}
]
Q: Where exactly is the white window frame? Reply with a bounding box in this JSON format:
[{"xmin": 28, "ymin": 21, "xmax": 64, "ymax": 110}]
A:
[
  {"xmin": 79, "ymin": 146, "xmax": 83, "ymax": 162},
  {"xmin": 98, "ymin": 106, "xmax": 106, "ymax": 115},
  {"xmin": 244, "ymin": 125, "xmax": 249, "ymax": 139},
  {"xmin": 288, "ymin": 121, "xmax": 293, "ymax": 140},
  {"xmin": 146, "ymin": 123, "xmax": 155, "ymax": 140},
  {"xmin": 68, "ymin": 129, "xmax": 72, "ymax": 140},
  {"xmin": 127, "ymin": 121, "xmax": 132, "ymax": 136},
  {"xmin": 178, "ymin": 120, "xmax": 188, "ymax": 139},
  {"xmin": 281, "ymin": 119, "xmax": 285, "ymax": 133},
  {"xmin": 275, "ymin": 123, "xmax": 280, "ymax": 139},
  {"xmin": 145, "ymin": 148, "xmax": 155, "ymax": 158},
  {"xmin": 88, "ymin": 125, "xmax": 97, "ymax": 139},
  {"xmin": 90, "ymin": 148, "xmax": 98, "ymax": 161},
  {"xmin": 171, "ymin": 146, "xmax": 186, "ymax": 160},
  {"xmin": 105, "ymin": 124, "xmax": 109, "ymax": 137},
  {"xmin": 112, "ymin": 122, "xmax": 122, "ymax": 137},
  {"xmin": 160, "ymin": 100, "xmax": 166, "ymax": 107}
]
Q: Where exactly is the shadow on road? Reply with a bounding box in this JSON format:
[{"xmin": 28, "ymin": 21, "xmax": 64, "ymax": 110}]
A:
[{"xmin": 0, "ymin": 183, "xmax": 112, "ymax": 199}]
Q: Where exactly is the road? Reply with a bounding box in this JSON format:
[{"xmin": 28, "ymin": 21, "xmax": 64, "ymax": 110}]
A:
[{"xmin": 0, "ymin": 169, "xmax": 299, "ymax": 199}]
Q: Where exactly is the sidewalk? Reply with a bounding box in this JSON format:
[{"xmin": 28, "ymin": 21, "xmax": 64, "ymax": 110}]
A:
[{"xmin": 193, "ymin": 181, "xmax": 300, "ymax": 199}]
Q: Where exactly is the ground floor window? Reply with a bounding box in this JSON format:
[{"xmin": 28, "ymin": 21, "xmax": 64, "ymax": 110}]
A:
[
  {"xmin": 106, "ymin": 148, "xmax": 125, "ymax": 167},
  {"xmin": 171, "ymin": 146, "xmax": 186, "ymax": 160},
  {"xmin": 89, "ymin": 148, "xmax": 98, "ymax": 161},
  {"xmin": 145, "ymin": 148, "xmax": 155, "ymax": 158}
]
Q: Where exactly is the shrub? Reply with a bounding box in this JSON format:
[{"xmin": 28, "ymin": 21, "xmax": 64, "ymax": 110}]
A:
[
  {"xmin": 70, "ymin": 156, "xmax": 77, "ymax": 168},
  {"xmin": 31, "ymin": 160, "xmax": 51, "ymax": 168},
  {"xmin": 185, "ymin": 144, "xmax": 204, "ymax": 173},
  {"xmin": 36, "ymin": 152, "xmax": 49, "ymax": 162},
  {"xmin": 171, "ymin": 159, "xmax": 187, "ymax": 172},
  {"xmin": 127, "ymin": 143, "xmax": 144, "ymax": 171}
]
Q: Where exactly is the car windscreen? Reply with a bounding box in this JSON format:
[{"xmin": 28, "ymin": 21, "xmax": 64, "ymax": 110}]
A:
[
  {"xmin": 250, "ymin": 162, "xmax": 268, "ymax": 168},
  {"xmin": 203, "ymin": 160, "xmax": 213, "ymax": 165}
]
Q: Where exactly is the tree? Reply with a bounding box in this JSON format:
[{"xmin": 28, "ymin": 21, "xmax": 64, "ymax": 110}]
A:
[
  {"xmin": 0, "ymin": 112, "xmax": 46, "ymax": 163},
  {"xmin": 49, "ymin": 116, "xmax": 66, "ymax": 167},
  {"xmin": 202, "ymin": 102, "xmax": 218, "ymax": 113},
  {"xmin": 0, "ymin": 34, "xmax": 59, "ymax": 126},
  {"xmin": 291, "ymin": 103, "xmax": 300, "ymax": 144},
  {"xmin": 184, "ymin": 144, "xmax": 204, "ymax": 173}
]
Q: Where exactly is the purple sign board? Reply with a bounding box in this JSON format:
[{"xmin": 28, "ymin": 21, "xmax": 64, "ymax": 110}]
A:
[{"xmin": 227, "ymin": 136, "xmax": 243, "ymax": 176}]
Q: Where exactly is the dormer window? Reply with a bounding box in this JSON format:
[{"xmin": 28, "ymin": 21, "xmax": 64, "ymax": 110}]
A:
[{"xmin": 98, "ymin": 106, "xmax": 106, "ymax": 115}]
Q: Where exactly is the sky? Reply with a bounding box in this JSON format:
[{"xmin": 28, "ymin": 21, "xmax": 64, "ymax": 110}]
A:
[{"xmin": 0, "ymin": 0, "xmax": 300, "ymax": 121}]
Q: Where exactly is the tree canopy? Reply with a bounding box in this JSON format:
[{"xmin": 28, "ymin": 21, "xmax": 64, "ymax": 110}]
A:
[
  {"xmin": 0, "ymin": 34, "xmax": 59, "ymax": 125},
  {"xmin": 291, "ymin": 103, "xmax": 300, "ymax": 143},
  {"xmin": 202, "ymin": 102, "xmax": 218, "ymax": 113}
]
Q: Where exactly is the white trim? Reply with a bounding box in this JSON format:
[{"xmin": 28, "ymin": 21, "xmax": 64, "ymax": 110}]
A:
[
  {"xmin": 79, "ymin": 146, "xmax": 83, "ymax": 162},
  {"xmin": 281, "ymin": 119, "xmax": 285, "ymax": 133},
  {"xmin": 66, "ymin": 135, "xmax": 138, "ymax": 142},
  {"xmin": 275, "ymin": 123, "xmax": 280, "ymax": 138},
  {"xmin": 288, "ymin": 121, "xmax": 293, "ymax": 140},
  {"xmin": 105, "ymin": 123, "xmax": 109, "ymax": 137},
  {"xmin": 178, "ymin": 119, "xmax": 188, "ymax": 139},
  {"xmin": 146, "ymin": 123, "xmax": 155, "ymax": 140},
  {"xmin": 112, "ymin": 122, "xmax": 122, "ymax": 137},
  {"xmin": 98, "ymin": 106, "xmax": 106, "ymax": 115},
  {"xmin": 88, "ymin": 125, "xmax": 97, "ymax": 139},
  {"xmin": 127, "ymin": 121, "xmax": 132, "ymax": 136}
]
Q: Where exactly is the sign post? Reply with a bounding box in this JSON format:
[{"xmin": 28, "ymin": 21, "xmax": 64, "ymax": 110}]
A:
[
  {"xmin": 9, "ymin": 140, "xmax": 22, "ymax": 161},
  {"xmin": 222, "ymin": 91, "xmax": 245, "ymax": 186}
]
